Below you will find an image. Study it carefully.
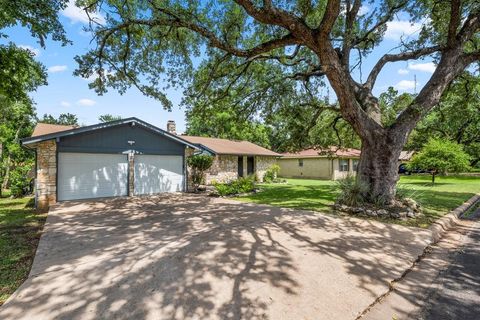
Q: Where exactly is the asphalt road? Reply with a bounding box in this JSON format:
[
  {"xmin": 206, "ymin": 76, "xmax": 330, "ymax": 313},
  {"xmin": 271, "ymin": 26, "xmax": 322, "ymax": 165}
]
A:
[{"xmin": 418, "ymin": 212, "xmax": 480, "ymax": 320}]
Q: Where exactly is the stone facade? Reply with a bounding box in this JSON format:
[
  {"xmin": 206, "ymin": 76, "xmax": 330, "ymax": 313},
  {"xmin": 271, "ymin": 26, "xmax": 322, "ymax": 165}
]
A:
[
  {"xmin": 205, "ymin": 155, "xmax": 238, "ymax": 184},
  {"xmin": 35, "ymin": 140, "xmax": 57, "ymax": 212},
  {"xmin": 203, "ymin": 155, "xmax": 277, "ymax": 184},
  {"xmin": 255, "ymin": 156, "xmax": 277, "ymax": 182}
]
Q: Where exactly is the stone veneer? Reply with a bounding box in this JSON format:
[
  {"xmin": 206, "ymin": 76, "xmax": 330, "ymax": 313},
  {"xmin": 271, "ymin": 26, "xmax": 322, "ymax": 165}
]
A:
[
  {"xmin": 36, "ymin": 140, "xmax": 57, "ymax": 212},
  {"xmin": 255, "ymin": 156, "xmax": 277, "ymax": 182},
  {"xmin": 204, "ymin": 155, "xmax": 238, "ymax": 184}
]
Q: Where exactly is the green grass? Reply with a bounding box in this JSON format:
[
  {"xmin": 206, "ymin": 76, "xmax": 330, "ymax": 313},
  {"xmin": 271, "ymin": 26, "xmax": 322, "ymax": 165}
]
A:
[
  {"xmin": 237, "ymin": 175, "xmax": 480, "ymax": 228},
  {"xmin": 0, "ymin": 192, "xmax": 45, "ymax": 305}
]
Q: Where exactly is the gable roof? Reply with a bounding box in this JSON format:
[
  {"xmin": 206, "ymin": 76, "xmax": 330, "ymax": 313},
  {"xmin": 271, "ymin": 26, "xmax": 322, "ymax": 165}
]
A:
[
  {"xmin": 181, "ymin": 135, "xmax": 280, "ymax": 156},
  {"xmin": 22, "ymin": 118, "xmax": 200, "ymax": 150},
  {"xmin": 32, "ymin": 123, "xmax": 76, "ymax": 137},
  {"xmin": 282, "ymin": 147, "xmax": 361, "ymax": 158}
]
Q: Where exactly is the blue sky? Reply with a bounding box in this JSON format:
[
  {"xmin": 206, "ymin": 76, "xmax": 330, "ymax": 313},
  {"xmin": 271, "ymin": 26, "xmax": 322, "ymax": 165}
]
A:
[{"xmin": 5, "ymin": 1, "xmax": 436, "ymax": 132}]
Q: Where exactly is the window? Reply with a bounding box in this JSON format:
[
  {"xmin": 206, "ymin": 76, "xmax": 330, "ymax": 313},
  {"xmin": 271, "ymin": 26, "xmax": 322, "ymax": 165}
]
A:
[
  {"xmin": 298, "ymin": 159, "xmax": 304, "ymax": 167},
  {"xmin": 339, "ymin": 159, "xmax": 349, "ymax": 172},
  {"xmin": 352, "ymin": 159, "xmax": 359, "ymax": 172}
]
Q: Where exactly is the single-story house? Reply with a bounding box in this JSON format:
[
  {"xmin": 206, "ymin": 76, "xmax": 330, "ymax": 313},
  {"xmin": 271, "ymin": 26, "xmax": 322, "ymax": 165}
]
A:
[
  {"xmin": 180, "ymin": 135, "xmax": 280, "ymax": 184},
  {"xmin": 278, "ymin": 147, "xmax": 361, "ymax": 180},
  {"xmin": 22, "ymin": 118, "xmax": 279, "ymax": 211}
]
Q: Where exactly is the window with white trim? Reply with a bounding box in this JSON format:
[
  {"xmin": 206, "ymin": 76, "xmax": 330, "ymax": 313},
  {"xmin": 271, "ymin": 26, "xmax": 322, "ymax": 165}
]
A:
[
  {"xmin": 339, "ymin": 159, "xmax": 349, "ymax": 172},
  {"xmin": 298, "ymin": 159, "xmax": 304, "ymax": 167},
  {"xmin": 352, "ymin": 159, "xmax": 359, "ymax": 172}
]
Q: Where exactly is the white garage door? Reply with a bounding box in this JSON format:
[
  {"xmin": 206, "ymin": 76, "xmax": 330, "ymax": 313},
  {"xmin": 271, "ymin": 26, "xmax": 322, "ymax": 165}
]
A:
[
  {"xmin": 58, "ymin": 153, "xmax": 128, "ymax": 201},
  {"xmin": 134, "ymin": 155, "xmax": 184, "ymax": 195}
]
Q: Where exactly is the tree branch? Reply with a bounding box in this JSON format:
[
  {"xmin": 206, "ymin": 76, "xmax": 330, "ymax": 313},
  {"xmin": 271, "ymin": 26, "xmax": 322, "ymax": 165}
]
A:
[
  {"xmin": 447, "ymin": 0, "xmax": 461, "ymax": 48},
  {"xmin": 365, "ymin": 46, "xmax": 442, "ymax": 89}
]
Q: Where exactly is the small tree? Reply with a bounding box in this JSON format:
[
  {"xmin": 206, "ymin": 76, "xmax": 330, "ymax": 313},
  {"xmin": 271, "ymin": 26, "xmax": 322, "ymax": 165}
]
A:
[
  {"xmin": 186, "ymin": 154, "xmax": 214, "ymax": 192},
  {"xmin": 408, "ymin": 139, "xmax": 470, "ymax": 184}
]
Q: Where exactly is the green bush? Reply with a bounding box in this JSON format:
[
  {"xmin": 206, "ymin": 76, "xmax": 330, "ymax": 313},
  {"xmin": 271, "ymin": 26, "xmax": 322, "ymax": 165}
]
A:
[
  {"xmin": 186, "ymin": 154, "xmax": 214, "ymax": 191},
  {"xmin": 263, "ymin": 164, "xmax": 280, "ymax": 183},
  {"xmin": 9, "ymin": 165, "xmax": 33, "ymax": 198},
  {"xmin": 336, "ymin": 175, "xmax": 369, "ymax": 207},
  {"xmin": 214, "ymin": 176, "xmax": 256, "ymax": 196}
]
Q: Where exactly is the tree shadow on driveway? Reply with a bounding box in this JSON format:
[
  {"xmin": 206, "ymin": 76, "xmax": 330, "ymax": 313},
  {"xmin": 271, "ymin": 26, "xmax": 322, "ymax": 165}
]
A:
[{"xmin": 0, "ymin": 194, "xmax": 431, "ymax": 320}]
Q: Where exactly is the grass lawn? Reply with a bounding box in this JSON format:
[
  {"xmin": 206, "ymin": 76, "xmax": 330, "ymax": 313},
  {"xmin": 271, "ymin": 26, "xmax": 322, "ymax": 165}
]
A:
[
  {"xmin": 0, "ymin": 193, "xmax": 45, "ymax": 305},
  {"xmin": 237, "ymin": 175, "xmax": 480, "ymax": 228}
]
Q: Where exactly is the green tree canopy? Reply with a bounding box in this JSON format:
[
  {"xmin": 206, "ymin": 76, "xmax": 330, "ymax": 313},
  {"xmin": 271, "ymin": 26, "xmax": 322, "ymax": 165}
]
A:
[
  {"xmin": 408, "ymin": 73, "xmax": 480, "ymax": 168},
  {"xmin": 40, "ymin": 113, "xmax": 79, "ymax": 126},
  {"xmin": 408, "ymin": 139, "xmax": 470, "ymax": 184},
  {"xmin": 99, "ymin": 114, "xmax": 123, "ymax": 122}
]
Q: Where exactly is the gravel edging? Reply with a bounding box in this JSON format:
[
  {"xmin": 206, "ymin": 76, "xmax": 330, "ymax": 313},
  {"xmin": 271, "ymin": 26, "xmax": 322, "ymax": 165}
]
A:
[{"xmin": 429, "ymin": 193, "xmax": 480, "ymax": 243}]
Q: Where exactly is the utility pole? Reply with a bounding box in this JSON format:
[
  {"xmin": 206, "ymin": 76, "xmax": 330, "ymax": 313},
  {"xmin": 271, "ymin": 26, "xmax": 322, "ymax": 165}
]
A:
[{"xmin": 414, "ymin": 74, "xmax": 417, "ymax": 94}]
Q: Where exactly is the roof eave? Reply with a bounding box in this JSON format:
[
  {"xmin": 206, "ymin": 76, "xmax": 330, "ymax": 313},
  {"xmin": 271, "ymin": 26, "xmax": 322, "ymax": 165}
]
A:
[{"xmin": 21, "ymin": 117, "xmax": 202, "ymax": 151}]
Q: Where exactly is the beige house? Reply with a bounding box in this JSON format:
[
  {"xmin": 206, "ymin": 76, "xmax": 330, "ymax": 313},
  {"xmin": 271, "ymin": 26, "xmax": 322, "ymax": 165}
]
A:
[
  {"xmin": 278, "ymin": 147, "xmax": 361, "ymax": 180},
  {"xmin": 180, "ymin": 135, "xmax": 280, "ymax": 184}
]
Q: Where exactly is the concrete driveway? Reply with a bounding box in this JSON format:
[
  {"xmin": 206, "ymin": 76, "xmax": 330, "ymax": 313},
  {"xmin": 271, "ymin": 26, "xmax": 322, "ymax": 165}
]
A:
[{"xmin": 0, "ymin": 194, "xmax": 432, "ymax": 320}]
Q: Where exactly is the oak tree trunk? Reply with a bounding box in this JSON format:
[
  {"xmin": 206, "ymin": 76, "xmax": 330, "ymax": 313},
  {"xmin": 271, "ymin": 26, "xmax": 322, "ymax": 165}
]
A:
[{"xmin": 356, "ymin": 134, "xmax": 403, "ymax": 205}]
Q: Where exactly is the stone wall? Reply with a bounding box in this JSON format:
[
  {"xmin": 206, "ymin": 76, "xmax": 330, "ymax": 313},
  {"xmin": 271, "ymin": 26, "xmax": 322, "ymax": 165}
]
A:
[
  {"xmin": 36, "ymin": 140, "xmax": 57, "ymax": 212},
  {"xmin": 205, "ymin": 155, "xmax": 238, "ymax": 184},
  {"xmin": 332, "ymin": 158, "xmax": 358, "ymax": 180},
  {"xmin": 255, "ymin": 156, "xmax": 277, "ymax": 182}
]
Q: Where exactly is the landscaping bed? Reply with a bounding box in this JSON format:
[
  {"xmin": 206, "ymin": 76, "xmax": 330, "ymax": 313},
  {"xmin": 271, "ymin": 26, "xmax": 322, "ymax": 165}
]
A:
[
  {"xmin": 236, "ymin": 176, "xmax": 480, "ymax": 228},
  {"xmin": 0, "ymin": 193, "xmax": 45, "ymax": 305}
]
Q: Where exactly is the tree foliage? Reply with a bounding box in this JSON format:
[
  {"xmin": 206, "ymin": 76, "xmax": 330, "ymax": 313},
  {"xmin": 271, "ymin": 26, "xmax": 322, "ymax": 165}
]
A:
[
  {"xmin": 186, "ymin": 154, "xmax": 214, "ymax": 191},
  {"xmin": 408, "ymin": 73, "xmax": 480, "ymax": 167},
  {"xmin": 408, "ymin": 139, "xmax": 470, "ymax": 184},
  {"xmin": 40, "ymin": 113, "xmax": 79, "ymax": 126},
  {"xmin": 98, "ymin": 114, "xmax": 122, "ymax": 122}
]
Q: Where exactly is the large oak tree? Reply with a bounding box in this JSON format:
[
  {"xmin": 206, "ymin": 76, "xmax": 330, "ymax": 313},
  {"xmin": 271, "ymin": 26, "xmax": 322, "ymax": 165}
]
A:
[{"xmin": 76, "ymin": 0, "xmax": 480, "ymax": 204}]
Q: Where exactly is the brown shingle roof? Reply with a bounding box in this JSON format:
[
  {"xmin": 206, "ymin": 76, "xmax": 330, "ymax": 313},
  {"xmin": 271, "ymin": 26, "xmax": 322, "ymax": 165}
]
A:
[
  {"xmin": 282, "ymin": 147, "xmax": 361, "ymax": 158},
  {"xmin": 32, "ymin": 123, "xmax": 75, "ymax": 137},
  {"xmin": 181, "ymin": 135, "xmax": 280, "ymax": 156}
]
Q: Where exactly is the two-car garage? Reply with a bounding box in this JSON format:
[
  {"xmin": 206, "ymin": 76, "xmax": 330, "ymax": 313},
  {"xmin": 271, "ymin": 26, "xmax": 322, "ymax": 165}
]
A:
[
  {"xmin": 23, "ymin": 118, "xmax": 198, "ymax": 207},
  {"xmin": 57, "ymin": 153, "xmax": 184, "ymax": 201}
]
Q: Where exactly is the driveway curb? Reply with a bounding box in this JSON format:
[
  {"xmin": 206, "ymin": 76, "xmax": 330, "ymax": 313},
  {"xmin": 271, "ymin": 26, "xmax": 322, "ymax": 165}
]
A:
[{"xmin": 429, "ymin": 193, "xmax": 480, "ymax": 243}]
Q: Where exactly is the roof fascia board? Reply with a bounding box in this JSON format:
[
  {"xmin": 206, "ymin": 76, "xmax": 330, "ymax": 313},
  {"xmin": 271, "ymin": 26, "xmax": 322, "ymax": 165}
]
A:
[{"xmin": 21, "ymin": 117, "xmax": 201, "ymax": 150}]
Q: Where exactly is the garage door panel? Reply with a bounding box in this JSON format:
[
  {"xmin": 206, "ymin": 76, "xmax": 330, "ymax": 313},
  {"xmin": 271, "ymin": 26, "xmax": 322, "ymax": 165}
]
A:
[
  {"xmin": 58, "ymin": 153, "xmax": 128, "ymax": 201},
  {"xmin": 134, "ymin": 155, "xmax": 184, "ymax": 194}
]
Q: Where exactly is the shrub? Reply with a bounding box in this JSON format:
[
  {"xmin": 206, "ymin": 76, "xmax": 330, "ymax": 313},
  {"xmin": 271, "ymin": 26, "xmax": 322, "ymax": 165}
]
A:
[
  {"xmin": 336, "ymin": 175, "xmax": 369, "ymax": 207},
  {"xmin": 214, "ymin": 176, "xmax": 256, "ymax": 196},
  {"xmin": 263, "ymin": 164, "xmax": 280, "ymax": 183},
  {"xmin": 10, "ymin": 165, "xmax": 33, "ymax": 198},
  {"xmin": 187, "ymin": 154, "xmax": 214, "ymax": 191}
]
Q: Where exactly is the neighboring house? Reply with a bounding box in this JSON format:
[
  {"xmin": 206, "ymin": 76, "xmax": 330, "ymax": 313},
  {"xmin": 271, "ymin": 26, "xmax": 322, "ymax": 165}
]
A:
[
  {"xmin": 279, "ymin": 147, "xmax": 361, "ymax": 180},
  {"xmin": 399, "ymin": 151, "xmax": 415, "ymax": 163},
  {"xmin": 21, "ymin": 118, "xmax": 279, "ymax": 211}
]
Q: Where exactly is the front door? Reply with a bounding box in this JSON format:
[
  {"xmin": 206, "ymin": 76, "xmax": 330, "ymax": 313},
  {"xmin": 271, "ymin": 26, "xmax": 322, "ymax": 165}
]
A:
[
  {"xmin": 247, "ymin": 156, "xmax": 254, "ymax": 175},
  {"xmin": 238, "ymin": 156, "xmax": 243, "ymax": 177}
]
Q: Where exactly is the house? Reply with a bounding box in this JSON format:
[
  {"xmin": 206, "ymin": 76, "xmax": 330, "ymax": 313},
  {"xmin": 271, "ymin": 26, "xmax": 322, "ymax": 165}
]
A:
[
  {"xmin": 180, "ymin": 135, "xmax": 280, "ymax": 184},
  {"xmin": 22, "ymin": 118, "xmax": 279, "ymax": 211},
  {"xmin": 278, "ymin": 147, "xmax": 361, "ymax": 180}
]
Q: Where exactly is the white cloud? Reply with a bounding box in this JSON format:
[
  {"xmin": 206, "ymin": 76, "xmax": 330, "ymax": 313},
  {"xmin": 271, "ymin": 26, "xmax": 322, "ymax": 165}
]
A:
[
  {"xmin": 18, "ymin": 45, "xmax": 40, "ymax": 57},
  {"xmin": 394, "ymin": 80, "xmax": 419, "ymax": 91},
  {"xmin": 60, "ymin": 101, "xmax": 71, "ymax": 107},
  {"xmin": 48, "ymin": 65, "xmax": 68, "ymax": 73},
  {"xmin": 61, "ymin": 0, "xmax": 105, "ymax": 25},
  {"xmin": 76, "ymin": 98, "xmax": 96, "ymax": 107},
  {"xmin": 359, "ymin": 5, "xmax": 369, "ymax": 16},
  {"xmin": 408, "ymin": 62, "xmax": 436, "ymax": 73},
  {"xmin": 398, "ymin": 68, "xmax": 409, "ymax": 75},
  {"xmin": 385, "ymin": 20, "xmax": 422, "ymax": 40}
]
